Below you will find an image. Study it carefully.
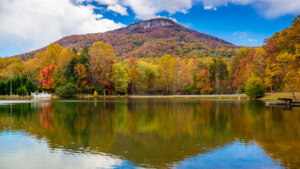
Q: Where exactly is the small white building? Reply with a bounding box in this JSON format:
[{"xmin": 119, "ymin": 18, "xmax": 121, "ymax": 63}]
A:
[{"xmin": 31, "ymin": 92, "xmax": 52, "ymax": 99}]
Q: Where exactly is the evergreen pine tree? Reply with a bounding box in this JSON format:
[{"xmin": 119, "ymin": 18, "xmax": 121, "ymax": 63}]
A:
[
  {"xmin": 66, "ymin": 57, "xmax": 78, "ymax": 79},
  {"xmin": 0, "ymin": 80, "xmax": 6, "ymax": 95},
  {"xmin": 25, "ymin": 79, "xmax": 36, "ymax": 94},
  {"xmin": 68, "ymin": 77, "xmax": 76, "ymax": 85},
  {"xmin": 14, "ymin": 75, "xmax": 23, "ymax": 89},
  {"xmin": 17, "ymin": 85, "xmax": 27, "ymax": 96},
  {"xmin": 79, "ymin": 45, "xmax": 89, "ymax": 64},
  {"xmin": 5, "ymin": 79, "xmax": 11, "ymax": 95}
]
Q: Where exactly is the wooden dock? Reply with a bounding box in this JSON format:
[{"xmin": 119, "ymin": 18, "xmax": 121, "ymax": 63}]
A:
[{"xmin": 265, "ymin": 98, "xmax": 300, "ymax": 106}]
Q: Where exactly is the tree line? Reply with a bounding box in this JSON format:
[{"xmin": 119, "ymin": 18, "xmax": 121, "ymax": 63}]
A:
[{"xmin": 1, "ymin": 15, "xmax": 300, "ymax": 98}]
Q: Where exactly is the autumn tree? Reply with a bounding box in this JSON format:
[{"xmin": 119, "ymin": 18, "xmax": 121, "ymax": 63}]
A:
[
  {"xmin": 89, "ymin": 42, "xmax": 116, "ymax": 91},
  {"xmin": 74, "ymin": 63, "xmax": 87, "ymax": 93},
  {"xmin": 42, "ymin": 43, "xmax": 63, "ymax": 67},
  {"xmin": 275, "ymin": 52, "xmax": 298, "ymax": 100},
  {"xmin": 58, "ymin": 48, "xmax": 72, "ymax": 79},
  {"xmin": 253, "ymin": 47, "xmax": 267, "ymax": 80},
  {"xmin": 158, "ymin": 54, "xmax": 176, "ymax": 94},
  {"xmin": 39, "ymin": 64, "xmax": 57, "ymax": 90},
  {"xmin": 127, "ymin": 57, "xmax": 138, "ymax": 95},
  {"xmin": 111, "ymin": 63, "xmax": 130, "ymax": 94},
  {"xmin": 196, "ymin": 69, "xmax": 213, "ymax": 94}
]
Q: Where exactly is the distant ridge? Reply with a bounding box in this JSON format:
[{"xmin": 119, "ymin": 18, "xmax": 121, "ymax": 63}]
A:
[{"xmin": 14, "ymin": 18, "xmax": 237, "ymax": 61}]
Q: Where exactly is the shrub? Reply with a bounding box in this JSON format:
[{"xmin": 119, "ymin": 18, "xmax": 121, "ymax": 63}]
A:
[
  {"xmin": 55, "ymin": 83, "xmax": 79, "ymax": 98},
  {"xmin": 245, "ymin": 78, "xmax": 265, "ymax": 98},
  {"xmin": 93, "ymin": 91, "xmax": 99, "ymax": 98},
  {"xmin": 17, "ymin": 85, "xmax": 28, "ymax": 96}
]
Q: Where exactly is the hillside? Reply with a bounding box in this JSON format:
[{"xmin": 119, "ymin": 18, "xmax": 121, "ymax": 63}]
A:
[{"xmin": 15, "ymin": 18, "xmax": 238, "ymax": 61}]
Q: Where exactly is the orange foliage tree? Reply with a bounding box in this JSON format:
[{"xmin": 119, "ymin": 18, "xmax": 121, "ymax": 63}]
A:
[{"xmin": 196, "ymin": 69, "xmax": 213, "ymax": 94}]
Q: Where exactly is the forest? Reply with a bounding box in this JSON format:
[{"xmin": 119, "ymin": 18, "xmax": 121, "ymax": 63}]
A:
[{"xmin": 0, "ymin": 16, "xmax": 300, "ymax": 98}]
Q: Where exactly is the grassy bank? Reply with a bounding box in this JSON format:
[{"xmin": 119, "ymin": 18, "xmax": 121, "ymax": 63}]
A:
[
  {"xmin": 74, "ymin": 94, "xmax": 249, "ymax": 100},
  {"xmin": 0, "ymin": 95, "xmax": 34, "ymax": 100},
  {"xmin": 260, "ymin": 92, "xmax": 300, "ymax": 101}
]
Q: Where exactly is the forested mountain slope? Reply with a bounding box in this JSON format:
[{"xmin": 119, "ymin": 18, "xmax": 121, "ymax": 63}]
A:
[{"xmin": 15, "ymin": 18, "xmax": 238, "ymax": 61}]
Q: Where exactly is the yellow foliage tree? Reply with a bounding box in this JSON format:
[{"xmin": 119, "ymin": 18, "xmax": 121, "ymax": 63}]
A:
[
  {"xmin": 275, "ymin": 52, "xmax": 299, "ymax": 100},
  {"xmin": 42, "ymin": 43, "xmax": 63, "ymax": 68},
  {"xmin": 58, "ymin": 48, "xmax": 72, "ymax": 78},
  {"xmin": 158, "ymin": 54, "xmax": 176, "ymax": 93},
  {"xmin": 90, "ymin": 42, "xmax": 116, "ymax": 87},
  {"xmin": 253, "ymin": 47, "xmax": 266, "ymax": 80}
]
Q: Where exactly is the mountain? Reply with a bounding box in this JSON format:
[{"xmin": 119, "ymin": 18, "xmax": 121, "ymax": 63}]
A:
[{"xmin": 15, "ymin": 18, "xmax": 238, "ymax": 61}]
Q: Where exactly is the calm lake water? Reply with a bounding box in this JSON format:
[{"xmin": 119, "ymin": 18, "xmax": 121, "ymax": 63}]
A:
[{"xmin": 0, "ymin": 98, "xmax": 299, "ymax": 169}]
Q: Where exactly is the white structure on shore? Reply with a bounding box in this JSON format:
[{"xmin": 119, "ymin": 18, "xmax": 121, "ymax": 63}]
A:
[{"xmin": 31, "ymin": 93, "xmax": 51, "ymax": 99}]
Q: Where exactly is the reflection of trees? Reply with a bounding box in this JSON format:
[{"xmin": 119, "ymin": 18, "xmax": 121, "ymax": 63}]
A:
[{"xmin": 0, "ymin": 99, "xmax": 300, "ymax": 168}]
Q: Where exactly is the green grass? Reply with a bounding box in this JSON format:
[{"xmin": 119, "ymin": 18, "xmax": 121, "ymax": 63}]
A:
[{"xmin": 260, "ymin": 92, "xmax": 300, "ymax": 101}]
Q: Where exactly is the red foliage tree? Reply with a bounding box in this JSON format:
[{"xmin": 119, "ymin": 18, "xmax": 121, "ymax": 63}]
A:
[{"xmin": 39, "ymin": 64, "xmax": 57, "ymax": 90}]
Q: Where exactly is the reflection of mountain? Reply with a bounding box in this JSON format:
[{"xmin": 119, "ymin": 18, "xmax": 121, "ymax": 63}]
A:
[{"xmin": 0, "ymin": 99, "xmax": 299, "ymax": 168}]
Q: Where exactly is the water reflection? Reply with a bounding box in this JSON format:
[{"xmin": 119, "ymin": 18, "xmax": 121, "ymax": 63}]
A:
[{"xmin": 0, "ymin": 99, "xmax": 299, "ymax": 168}]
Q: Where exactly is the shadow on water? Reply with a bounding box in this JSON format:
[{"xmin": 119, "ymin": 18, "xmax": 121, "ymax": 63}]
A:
[{"xmin": 0, "ymin": 98, "xmax": 299, "ymax": 168}]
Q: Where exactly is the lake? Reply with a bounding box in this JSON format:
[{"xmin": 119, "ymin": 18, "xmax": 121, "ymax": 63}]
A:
[{"xmin": 0, "ymin": 98, "xmax": 299, "ymax": 169}]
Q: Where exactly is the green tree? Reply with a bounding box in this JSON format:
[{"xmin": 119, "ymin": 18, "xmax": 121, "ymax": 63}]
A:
[
  {"xmin": 25, "ymin": 79, "xmax": 36, "ymax": 94},
  {"xmin": 14, "ymin": 75, "xmax": 23, "ymax": 89},
  {"xmin": 5, "ymin": 79, "xmax": 16, "ymax": 95},
  {"xmin": 66, "ymin": 57, "xmax": 79, "ymax": 80},
  {"xmin": 79, "ymin": 45, "xmax": 89, "ymax": 65},
  {"xmin": 68, "ymin": 76, "xmax": 77, "ymax": 85},
  {"xmin": 17, "ymin": 85, "xmax": 27, "ymax": 96},
  {"xmin": 5, "ymin": 79, "xmax": 11, "ymax": 95},
  {"xmin": 72, "ymin": 47, "xmax": 77, "ymax": 55},
  {"xmin": 245, "ymin": 78, "xmax": 265, "ymax": 98},
  {"xmin": 0, "ymin": 80, "xmax": 6, "ymax": 95}
]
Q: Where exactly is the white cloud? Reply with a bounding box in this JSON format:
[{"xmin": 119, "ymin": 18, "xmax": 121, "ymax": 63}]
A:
[
  {"xmin": 233, "ymin": 30, "xmax": 251, "ymax": 37},
  {"xmin": 248, "ymin": 39, "xmax": 253, "ymax": 41},
  {"xmin": 233, "ymin": 31, "xmax": 239, "ymax": 36},
  {"xmin": 204, "ymin": 5, "xmax": 213, "ymax": 10},
  {"xmin": 85, "ymin": 0, "xmax": 192, "ymax": 20},
  {"xmin": 107, "ymin": 4, "xmax": 128, "ymax": 16},
  {"xmin": 0, "ymin": 0, "xmax": 125, "ymax": 56},
  {"xmin": 254, "ymin": 39, "xmax": 257, "ymax": 42},
  {"xmin": 155, "ymin": 15, "xmax": 178, "ymax": 23},
  {"xmin": 239, "ymin": 36, "xmax": 243, "ymax": 38},
  {"xmin": 194, "ymin": 0, "xmax": 300, "ymax": 18},
  {"xmin": 84, "ymin": 0, "xmax": 300, "ymax": 20}
]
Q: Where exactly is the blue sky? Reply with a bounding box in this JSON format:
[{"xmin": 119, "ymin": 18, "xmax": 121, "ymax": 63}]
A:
[
  {"xmin": 99, "ymin": 3, "xmax": 296, "ymax": 46},
  {"xmin": 0, "ymin": 0, "xmax": 299, "ymax": 57}
]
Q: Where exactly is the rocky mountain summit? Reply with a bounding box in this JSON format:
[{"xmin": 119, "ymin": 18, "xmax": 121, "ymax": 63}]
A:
[{"xmin": 109, "ymin": 18, "xmax": 177, "ymax": 32}]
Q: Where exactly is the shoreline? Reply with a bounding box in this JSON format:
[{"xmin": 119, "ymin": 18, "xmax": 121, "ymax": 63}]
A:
[
  {"xmin": 1, "ymin": 93, "xmax": 297, "ymax": 101},
  {"xmin": 0, "ymin": 95, "xmax": 34, "ymax": 100},
  {"xmin": 74, "ymin": 94, "xmax": 249, "ymax": 100}
]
